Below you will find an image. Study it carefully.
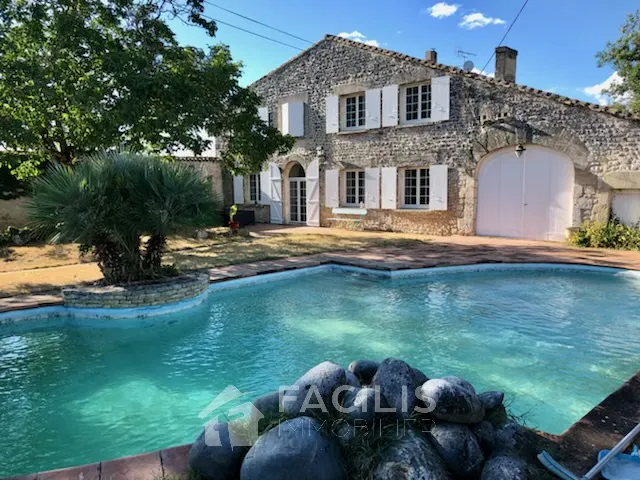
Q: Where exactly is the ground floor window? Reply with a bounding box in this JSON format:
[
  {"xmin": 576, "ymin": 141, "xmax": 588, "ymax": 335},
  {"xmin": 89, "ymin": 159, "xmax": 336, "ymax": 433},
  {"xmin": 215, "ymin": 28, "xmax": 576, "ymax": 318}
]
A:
[
  {"xmin": 249, "ymin": 174, "xmax": 261, "ymax": 203},
  {"xmin": 344, "ymin": 170, "xmax": 365, "ymax": 206},
  {"xmin": 402, "ymin": 167, "xmax": 429, "ymax": 208}
]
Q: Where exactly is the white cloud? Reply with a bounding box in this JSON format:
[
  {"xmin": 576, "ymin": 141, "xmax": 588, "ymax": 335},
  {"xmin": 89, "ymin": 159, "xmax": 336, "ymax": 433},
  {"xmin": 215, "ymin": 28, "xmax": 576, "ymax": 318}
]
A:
[
  {"xmin": 337, "ymin": 31, "xmax": 380, "ymax": 47},
  {"xmin": 459, "ymin": 12, "xmax": 506, "ymax": 29},
  {"xmin": 425, "ymin": 2, "xmax": 460, "ymax": 18},
  {"xmin": 471, "ymin": 67, "xmax": 495, "ymax": 78},
  {"xmin": 583, "ymin": 72, "xmax": 631, "ymax": 106}
]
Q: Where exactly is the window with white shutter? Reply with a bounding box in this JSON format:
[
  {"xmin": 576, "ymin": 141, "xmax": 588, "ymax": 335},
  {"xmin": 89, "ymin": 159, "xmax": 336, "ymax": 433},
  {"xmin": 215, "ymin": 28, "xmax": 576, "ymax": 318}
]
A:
[
  {"xmin": 248, "ymin": 174, "xmax": 261, "ymax": 203},
  {"xmin": 401, "ymin": 168, "xmax": 430, "ymax": 209},
  {"xmin": 343, "ymin": 170, "xmax": 365, "ymax": 206},
  {"xmin": 325, "ymin": 96, "xmax": 339, "ymax": 134},
  {"xmin": 340, "ymin": 94, "xmax": 366, "ymax": 130}
]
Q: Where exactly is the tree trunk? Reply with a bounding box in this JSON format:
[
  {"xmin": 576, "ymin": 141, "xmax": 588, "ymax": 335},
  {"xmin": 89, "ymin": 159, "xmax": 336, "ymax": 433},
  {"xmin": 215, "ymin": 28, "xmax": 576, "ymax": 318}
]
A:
[{"xmin": 143, "ymin": 234, "xmax": 166, "ymax": 276}]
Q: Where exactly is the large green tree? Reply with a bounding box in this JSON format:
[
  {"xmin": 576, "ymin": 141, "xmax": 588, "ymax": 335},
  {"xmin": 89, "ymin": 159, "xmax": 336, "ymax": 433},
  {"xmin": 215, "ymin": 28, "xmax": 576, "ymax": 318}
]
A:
[
  {"xmin": 597, "ymin": 10, "xmax": 640, "ymax": 113},
  {"xmin": 0, "ymin": 0, "xmax": 293, "ymax": 176}
]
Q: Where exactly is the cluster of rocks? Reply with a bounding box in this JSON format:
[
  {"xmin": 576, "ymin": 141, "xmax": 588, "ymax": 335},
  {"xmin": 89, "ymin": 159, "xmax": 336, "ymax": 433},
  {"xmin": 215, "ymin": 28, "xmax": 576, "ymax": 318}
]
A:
[{"xmin": 189, "ymin": 358, "xmax": 542, "ymax": 479}]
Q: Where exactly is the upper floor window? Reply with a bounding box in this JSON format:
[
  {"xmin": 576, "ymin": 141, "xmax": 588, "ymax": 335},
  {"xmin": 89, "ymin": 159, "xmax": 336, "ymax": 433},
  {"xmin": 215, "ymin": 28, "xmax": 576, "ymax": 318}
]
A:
[
  {"xmin": 344, "ymin": 170, "xmax": 365, "ymax": 206},
  {"xmin": 343, "ymin": 94, "xmax": 366, "ymax": 129},
  {"xmin": 268, "ymin": 109, "xmax": 275, "ymax": 128},
  {"xmin": 249, "ymin": 174, "xmax": 261, "ymax": 203},
  {"xmin": 401, "ymin": 167, "xmax": 429, "ymax": 208},
  {"xmin": 401, "ymin": 83, "xmax": 432, "ymax": 124}
]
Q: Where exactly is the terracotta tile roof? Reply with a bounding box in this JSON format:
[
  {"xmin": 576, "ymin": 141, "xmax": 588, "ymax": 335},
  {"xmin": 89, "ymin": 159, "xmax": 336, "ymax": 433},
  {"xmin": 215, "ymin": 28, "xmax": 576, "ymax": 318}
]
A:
[{"xmin": 253, "ymin": 34, "xmax": 639, "ymax": 122}]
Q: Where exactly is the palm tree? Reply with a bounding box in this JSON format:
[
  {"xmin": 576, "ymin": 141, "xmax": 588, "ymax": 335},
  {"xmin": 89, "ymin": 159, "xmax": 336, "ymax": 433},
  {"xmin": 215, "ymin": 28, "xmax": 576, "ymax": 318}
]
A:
[{"xmin": 28, "ymin": 151, "xmax": 221, "ymax": 284}]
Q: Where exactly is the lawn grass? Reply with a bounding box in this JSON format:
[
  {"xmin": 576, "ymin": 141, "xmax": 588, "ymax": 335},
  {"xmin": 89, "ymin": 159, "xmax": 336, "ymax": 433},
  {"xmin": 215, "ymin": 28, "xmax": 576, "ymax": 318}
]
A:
[{"xmin": 0, "ymin": 229, "xmax": 429, "ymax": 297}]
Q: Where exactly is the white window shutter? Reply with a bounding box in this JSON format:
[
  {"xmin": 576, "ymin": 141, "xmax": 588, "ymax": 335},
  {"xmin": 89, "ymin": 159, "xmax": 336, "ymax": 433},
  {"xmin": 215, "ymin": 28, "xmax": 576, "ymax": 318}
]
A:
[
  {"xmin": 325, "ymin": 169, "xmax": 340, "ymax": 208},
  {"xmin": 306, "ymin": 159, "xmax": 320, "ymax": 226},
  {"xmin": 233, "ymin": 175, "xmax": 245, "ymax": 204},
  {"xmin": 380, "ymin": 167, "xmax": 397, "ymax": 209},
  {"xmin": 429, "ymin": 165, "xmax": 448, "ymax": 211},
  {"xmin": 364, "ymin": 167, "xmax": 380, "ymax": 209},
  {"xmin": 365, "ymin": 88, "xmax": 381, "ymax": 129},
  {"xmin": 258, "ymin": 106, "xmax": 269, "ymax": 124},
  {"xmin": 431, "ymin": 76, "xmax": 450, "ymax": 122},
  {"xmin": 325, "ymin": 96, "xmax": 339, "ymax": 134},
  {"xmin": 382, "ymin": 85, "xmax": 399, "ymax": 127},
  {"xmin": 259, "ymin": 170, "xmax": 270, "ymax": 205},
  {"xmin": 269, "ymin": 163, "xmax": 283, "ymax": 224},
  {"xmin": 282, "ymin": 101, "xmax": 304, "ymax": 137}
]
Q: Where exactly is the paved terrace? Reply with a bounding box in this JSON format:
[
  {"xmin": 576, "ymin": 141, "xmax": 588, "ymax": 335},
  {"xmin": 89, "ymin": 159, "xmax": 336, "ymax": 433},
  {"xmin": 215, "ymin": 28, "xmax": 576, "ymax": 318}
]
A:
[{"xmin": 2, "ymin": 228, "xmax": 640, "ymax": 479}]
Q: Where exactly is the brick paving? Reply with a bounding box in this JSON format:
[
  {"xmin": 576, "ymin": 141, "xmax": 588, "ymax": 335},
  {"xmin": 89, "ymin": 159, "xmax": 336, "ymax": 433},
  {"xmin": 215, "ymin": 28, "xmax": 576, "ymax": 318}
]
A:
[{"xmin": 2, "ymin": 232, "xmax": 640, "ymax": 479}]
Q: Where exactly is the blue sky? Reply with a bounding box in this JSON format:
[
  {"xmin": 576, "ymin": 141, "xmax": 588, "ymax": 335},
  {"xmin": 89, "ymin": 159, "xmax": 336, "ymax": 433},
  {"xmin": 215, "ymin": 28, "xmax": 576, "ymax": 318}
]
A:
[{"xmin": 171, "ymin": 0, "xmax": 632, "ymax": 105}]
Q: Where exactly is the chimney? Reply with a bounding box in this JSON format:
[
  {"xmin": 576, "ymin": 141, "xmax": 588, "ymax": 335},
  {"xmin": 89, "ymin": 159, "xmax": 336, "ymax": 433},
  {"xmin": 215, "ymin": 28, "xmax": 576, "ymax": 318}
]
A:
[
  {"xmin": 495, "ymin": 46, "xmax": 518, "ymax": 83},
  {"xmin": 425, "ymin": 49, "xmax": 438, "ymax": 63}
]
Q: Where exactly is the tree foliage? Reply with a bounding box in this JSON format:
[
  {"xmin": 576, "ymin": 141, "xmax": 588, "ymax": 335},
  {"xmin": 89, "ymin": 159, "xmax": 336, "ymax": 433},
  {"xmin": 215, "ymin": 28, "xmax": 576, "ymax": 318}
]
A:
[
  {"xmin": 597, "ymin": 10, "xmax": 640, "ymax": 113},
  {"xmin": 0, "ymin": 0, "xmax": 293, "ymax": 175},
  {"xmin": 27, "ymin": 151, "xmax": 221, "ymax": 284}
]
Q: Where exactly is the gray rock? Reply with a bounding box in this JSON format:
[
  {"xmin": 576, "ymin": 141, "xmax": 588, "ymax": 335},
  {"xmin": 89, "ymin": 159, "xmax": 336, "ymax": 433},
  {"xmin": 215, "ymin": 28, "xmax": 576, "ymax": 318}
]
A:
[
  {"xmin": 251, "ymin": 391, "xmax": 281, "ymax": 431},
  {"xmin": 494, "ymin": 422, "xmax": 526, "ymax": 457},
  {"xmin": 419, "ymin": 376, "xmax": 485, "ymax": 424},
  {"xmin": 472, "ymin": 420, "xmax": 496, "ymax": 454},
  {"xmin": 373, "ymin": 429, "xmax": 450, "ymax": 480},
  {"xmin": 342, "ymin": 387, "xmax": 378, "ymax": 422},
  {"xmin": 189, "ymin": 424, "xmax": 248, "ymax": 480},
  {"xmin": 371, "ymin": 358, "xmax": 421, "ymax": 420},
  {"xmin": 345, "ymin": 369, "xmax": 361, "ymax": 388},
  {"xmin": 240, "ymin": 417, "xmax": 345, "ymax": 480},
  {"xmin": 479, "ymin": 391, "xmax": 505, "ymax": 410},
  {"xmin": 428, "ymin": 422, "xmax": 484, "ymax": 478},
  {"xmin": 411, "ymin": 367, "xmax": 429, "ymax": 386},
  {"xmin": 348, "ymin": 359, "xmax": 379, "ymax": 385},
  {"xmin": 480, "ymin": 456, "xmax": 528, "ymax": 480},
  {"xmin": 281, "ymin": 361, "xmax": 346, "ymax": 417},
  {"xmin": 333, "ymin": 421, "xmax": 356, "ymax": 449}
]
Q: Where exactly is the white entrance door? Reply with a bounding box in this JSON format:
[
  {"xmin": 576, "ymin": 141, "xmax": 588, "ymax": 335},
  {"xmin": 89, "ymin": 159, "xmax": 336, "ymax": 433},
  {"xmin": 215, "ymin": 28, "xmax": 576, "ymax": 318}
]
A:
[
  {"xmin": 476, "ymin": 145, "xmax": 574, "ymax": 241},
  {"xmin": 289, "ymin": 178, "xmax": 307, "ymax": 223}
]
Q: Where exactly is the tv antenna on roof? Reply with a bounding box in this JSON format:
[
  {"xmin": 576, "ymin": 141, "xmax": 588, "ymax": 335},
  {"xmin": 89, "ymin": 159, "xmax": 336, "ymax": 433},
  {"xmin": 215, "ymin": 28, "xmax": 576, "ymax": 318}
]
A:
[{"xmin": 456, "ymin": 49, "xmax": 477, "ymax": 71}]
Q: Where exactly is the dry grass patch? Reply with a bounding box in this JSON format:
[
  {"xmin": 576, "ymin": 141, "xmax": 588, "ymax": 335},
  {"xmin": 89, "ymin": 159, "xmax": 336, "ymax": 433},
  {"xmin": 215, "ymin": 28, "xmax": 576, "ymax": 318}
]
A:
[{"xmin": 0, "ymin": 229, "xmax": 429, "ymax": 297}]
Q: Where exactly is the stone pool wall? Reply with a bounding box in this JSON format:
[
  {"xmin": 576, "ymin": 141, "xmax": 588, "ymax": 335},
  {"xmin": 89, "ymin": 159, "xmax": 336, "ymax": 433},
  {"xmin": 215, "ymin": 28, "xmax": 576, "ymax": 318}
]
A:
[{"xmin": 62, "ymin": 273, "xmax": 209, "ymax": 308}]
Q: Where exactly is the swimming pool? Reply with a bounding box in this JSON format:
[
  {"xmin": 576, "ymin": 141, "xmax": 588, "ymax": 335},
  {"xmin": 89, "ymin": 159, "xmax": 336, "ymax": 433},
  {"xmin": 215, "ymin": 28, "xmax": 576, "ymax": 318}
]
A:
[{"xmin": 1, "ymin": 264, "xmax": 639, "ymax": 476}]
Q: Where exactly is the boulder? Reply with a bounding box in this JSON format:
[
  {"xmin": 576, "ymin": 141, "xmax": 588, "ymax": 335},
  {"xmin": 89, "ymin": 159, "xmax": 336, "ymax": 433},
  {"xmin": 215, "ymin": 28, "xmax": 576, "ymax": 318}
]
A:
[
  {"xmin": 281, "ymin": 361, "xmax": 346, "ymax": 417},
  {"xmin": 342, "ymin": 387, "xmax": 378, "ymax": 422},
  {"xmin": 348, "ymin": 359, "xmax": 380, "ymax": 385},
  {"xmin": 419, "ymin": 376, "xmax": 484, "ymax": 424},
  {"xmin": 411, "ymin": 367, "xmax": 429, "ymax": 386},
  {"xmin": 372, "ymin": 429, "xmax": 450, "ymax": 480},
  {"xmin": 333, "ymin": 421, "xmax": 356, "ymax": 449},
  {"xmin": 479, "ymin": 391, "xmax": 505, "ymax": 410},
  {"xmin": 494, "ymin": 422, "xmax": 527, "ymax": 457},
  {"xmin": 428, "ymin": 422, "xmax": 484, "ymax": 478},
  {"xmin": 472, "ymin": 420, "xmax": 496, "ymax": 455},
  {"xmin": 251, "ymin": 391, "xmax": 281, "ymax": 431},
  {"xmin": 371, "ymin": 358, "xmax": 421, "ymax": 420},
  {"xmin": 480, "ymin": 456, "xmax": 528, "ymax": 480},
  {"xmin": 345, "ymin": 369, "xmax": 361, "ymax": 388},
  {"xmin": 188, "ymin": 424, "xmax": 248, "ymax": 480},
  {"xmin": 240, "ymin": 417, "xmax": 345, "ymax": 480}
]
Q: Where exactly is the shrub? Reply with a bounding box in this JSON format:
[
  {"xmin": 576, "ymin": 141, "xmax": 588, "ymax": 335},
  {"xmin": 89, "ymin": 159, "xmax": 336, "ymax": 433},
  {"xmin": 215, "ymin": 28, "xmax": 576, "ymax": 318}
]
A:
[
  {"xmin": 27, "ymin": 152, "xmax": 221, "ymax": 284},
  {"xmin": 568, "ymin": 218, "xmax": 640, "ymax": 250}
]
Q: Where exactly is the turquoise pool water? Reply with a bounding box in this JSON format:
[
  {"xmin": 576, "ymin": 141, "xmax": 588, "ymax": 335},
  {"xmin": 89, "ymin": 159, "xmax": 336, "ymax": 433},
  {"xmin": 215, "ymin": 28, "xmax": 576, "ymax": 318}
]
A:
[{"xmin": 1, "ymin": 266, "xmax": 640, "ymax": 476}]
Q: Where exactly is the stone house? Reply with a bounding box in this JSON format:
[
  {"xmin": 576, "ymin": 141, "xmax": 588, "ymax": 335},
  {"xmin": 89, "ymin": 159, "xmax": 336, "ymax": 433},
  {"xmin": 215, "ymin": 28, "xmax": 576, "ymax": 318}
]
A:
[{"xmin": 229, "ymin": 34, "xmax": 640, "ymax": 240}]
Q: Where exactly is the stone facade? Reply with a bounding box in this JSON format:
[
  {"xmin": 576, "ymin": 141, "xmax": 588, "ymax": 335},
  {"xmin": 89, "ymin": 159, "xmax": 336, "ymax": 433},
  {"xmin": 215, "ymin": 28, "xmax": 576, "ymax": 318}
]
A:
[
  {"xmin": 245, "ymin": 35, "xmax": 640, "ymax": 236},
  {"xmin": 62, "ymin": 273, "xmax": 209, "ymax": 308},
  {"xmin": 175, "ymin": 158, "xmax": 233, "ymax": 206}
]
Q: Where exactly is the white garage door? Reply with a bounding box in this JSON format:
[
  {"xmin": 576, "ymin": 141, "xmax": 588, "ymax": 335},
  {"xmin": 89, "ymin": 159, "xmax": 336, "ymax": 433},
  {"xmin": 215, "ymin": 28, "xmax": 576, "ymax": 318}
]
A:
[{"xmin": 477, "ymin": 145, "xmax": 574, "ymax": 241}]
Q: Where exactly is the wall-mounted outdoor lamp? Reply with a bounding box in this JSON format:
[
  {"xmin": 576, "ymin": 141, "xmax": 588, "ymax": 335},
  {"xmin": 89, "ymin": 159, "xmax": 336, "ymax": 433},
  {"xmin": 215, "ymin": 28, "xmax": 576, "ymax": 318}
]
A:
[{"xmin": 514, "ymin": 144, "xmax": 526, "ymax": 158}]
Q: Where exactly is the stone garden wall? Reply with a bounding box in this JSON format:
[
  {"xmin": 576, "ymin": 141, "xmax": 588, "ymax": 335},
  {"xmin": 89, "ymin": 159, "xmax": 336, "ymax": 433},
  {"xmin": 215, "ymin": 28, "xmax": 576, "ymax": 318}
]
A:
[{"xmin": 62, "ymin": 273, "xmax": 209, "ymax": 308}]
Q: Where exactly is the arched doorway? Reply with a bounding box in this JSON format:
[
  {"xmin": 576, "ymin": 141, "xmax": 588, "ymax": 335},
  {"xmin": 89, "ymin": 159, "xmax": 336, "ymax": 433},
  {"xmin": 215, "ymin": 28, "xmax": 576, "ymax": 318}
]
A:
[
  {"xmin": 286, "ymin": 162, "xmax": 306, "ymax": 224},
  {"xmin": 476, "ymin": 145, "xmax": 574, "ymax": 241}
]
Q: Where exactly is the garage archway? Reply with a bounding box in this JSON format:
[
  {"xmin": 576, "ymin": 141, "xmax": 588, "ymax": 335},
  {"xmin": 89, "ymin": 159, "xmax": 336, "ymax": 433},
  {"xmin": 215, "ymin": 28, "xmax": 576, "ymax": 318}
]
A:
[{"xmin": 476, "ymin": 145, "xmax": 574, "ymax": 241}]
